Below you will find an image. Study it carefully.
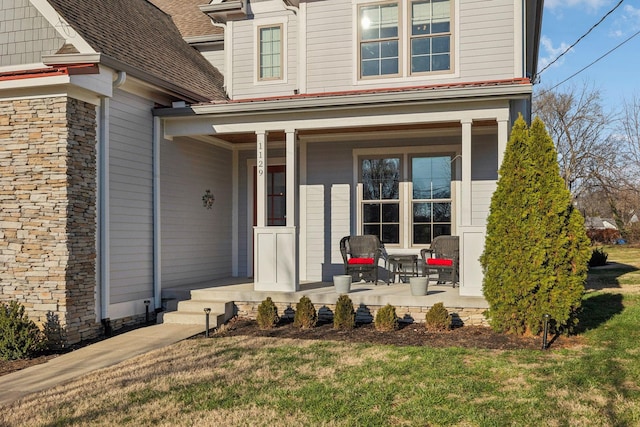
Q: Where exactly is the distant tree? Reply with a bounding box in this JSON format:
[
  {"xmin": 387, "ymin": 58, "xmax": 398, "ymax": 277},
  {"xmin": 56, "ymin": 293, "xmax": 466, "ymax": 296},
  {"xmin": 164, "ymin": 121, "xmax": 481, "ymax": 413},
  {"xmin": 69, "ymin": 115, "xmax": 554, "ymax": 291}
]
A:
[
  {"xmin": 533, "ymin": 83, "xmax": 617, "ymax": 199},
  {"xmin": 480, "ymin": 116, "xmax": 591, "ymax": 335}
]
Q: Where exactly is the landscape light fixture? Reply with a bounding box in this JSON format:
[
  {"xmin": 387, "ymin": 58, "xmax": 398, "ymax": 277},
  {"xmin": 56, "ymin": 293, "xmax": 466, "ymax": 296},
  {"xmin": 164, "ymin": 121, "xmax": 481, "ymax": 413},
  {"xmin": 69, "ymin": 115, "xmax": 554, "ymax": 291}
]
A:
[
  {"xmin": 542, "ymin": 314, "xmax": 551, "ymax": 350},
  {"xmin": 144, "ymin": 300, "xmax": 151, "ymax": 325},
  {"xmin": 204, "ymin": 308, "xmax": 212, "ymax": 338}
]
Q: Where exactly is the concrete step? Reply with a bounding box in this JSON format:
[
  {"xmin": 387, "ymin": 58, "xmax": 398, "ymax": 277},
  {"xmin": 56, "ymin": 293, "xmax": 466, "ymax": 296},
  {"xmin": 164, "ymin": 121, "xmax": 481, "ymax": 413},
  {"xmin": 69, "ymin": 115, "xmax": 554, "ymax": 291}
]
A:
[
  {"xmin": 161, "ymin": 300, "xmax": 234, "ymax": 327},
  {"xmin": 176, "ymin": 300, "xmax": 230, "ymax": 314},
  {"xmin": 162, "ymin": 310, "xmax": 227, "ymax": 327}
]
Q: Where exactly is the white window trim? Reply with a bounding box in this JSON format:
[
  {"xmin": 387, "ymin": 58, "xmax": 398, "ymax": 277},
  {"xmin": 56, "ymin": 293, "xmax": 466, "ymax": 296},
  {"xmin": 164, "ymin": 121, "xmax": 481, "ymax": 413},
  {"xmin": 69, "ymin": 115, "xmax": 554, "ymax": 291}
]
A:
[
  {"xmin": 351, "ymin": 0, "xmax": 460, "ymax": 85},
  {"xmin": 353, "ymin": 145, "xmax": 458, "ymax": 249},
  {"xmin": 253, "ymin": 17, "xmax": 289, "ymax": 85}
]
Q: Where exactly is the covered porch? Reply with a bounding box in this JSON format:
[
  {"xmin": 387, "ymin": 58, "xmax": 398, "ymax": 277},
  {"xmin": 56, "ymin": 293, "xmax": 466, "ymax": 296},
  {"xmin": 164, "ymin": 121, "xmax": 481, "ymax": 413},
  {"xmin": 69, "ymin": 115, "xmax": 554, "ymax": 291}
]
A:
[{"xmin": 156, "ymin": 84, "xmax": 528, "ymax": 310}]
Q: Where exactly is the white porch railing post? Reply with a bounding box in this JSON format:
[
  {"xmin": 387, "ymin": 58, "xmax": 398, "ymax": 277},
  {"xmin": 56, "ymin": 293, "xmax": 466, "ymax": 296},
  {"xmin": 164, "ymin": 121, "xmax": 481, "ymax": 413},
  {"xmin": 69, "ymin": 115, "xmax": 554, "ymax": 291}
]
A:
[
  {"xmin": 285, "ymin": 129, "xmax": 297, "ymax": 227},
  {"xmin": 461, "ymin": 119, "xmax": 472, "ymax": 226}
]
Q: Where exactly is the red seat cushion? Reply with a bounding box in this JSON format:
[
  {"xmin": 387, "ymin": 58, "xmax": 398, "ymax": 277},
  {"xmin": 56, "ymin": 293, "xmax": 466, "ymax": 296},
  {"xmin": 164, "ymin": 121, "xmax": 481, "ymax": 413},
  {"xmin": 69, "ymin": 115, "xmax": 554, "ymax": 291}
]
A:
[
  {"xmin": 348, "ymin": 257, "xmax": 375, "ymax": 265},
  {"xmin": 426, "ymin": 258, "xmax": 453, "ymax": 267}
]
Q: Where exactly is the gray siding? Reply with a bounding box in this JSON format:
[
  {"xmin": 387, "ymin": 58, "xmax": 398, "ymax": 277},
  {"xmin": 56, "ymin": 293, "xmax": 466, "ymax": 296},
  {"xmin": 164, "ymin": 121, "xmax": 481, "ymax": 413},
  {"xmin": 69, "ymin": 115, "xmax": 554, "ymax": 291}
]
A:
[
  {"xmin": 459, "ymin": 0, "xmax": 515, "ymax": 81},
  {"xmin": 0, "ymin": 0, "xmax": 65, "ymax": 66},
  {"xmin": 160, "ymin": 137, "xmax": 233, "ymax": 286},
  {"xmin": 240, "ymin": 0, "xmax": 518, "ymax": 97},
  {"xmin": 198, "ymin": 45, "xmax": 225, "ymax": 76},
  {"xmin": 109, "ymin": 89, "xmax": 154, "ymax": 304},
  {"xmin": 231, "ymin": 12, "xmax": 298, "ymax": 99},
  {"xmin": 305, "ymin": 0, "xmax": 353, "ymax": 93}
]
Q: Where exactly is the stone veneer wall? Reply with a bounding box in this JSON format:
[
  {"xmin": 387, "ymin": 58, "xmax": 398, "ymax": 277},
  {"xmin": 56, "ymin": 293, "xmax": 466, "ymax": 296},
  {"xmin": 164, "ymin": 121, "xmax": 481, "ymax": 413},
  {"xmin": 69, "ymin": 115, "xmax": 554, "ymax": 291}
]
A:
[
  {"xmin": 233, "ymin": 301, "xmax": 489, "ymax": 327},
  {"xmin": 0, "ymin": 96, "xmax": 98, "ymax": 344}
]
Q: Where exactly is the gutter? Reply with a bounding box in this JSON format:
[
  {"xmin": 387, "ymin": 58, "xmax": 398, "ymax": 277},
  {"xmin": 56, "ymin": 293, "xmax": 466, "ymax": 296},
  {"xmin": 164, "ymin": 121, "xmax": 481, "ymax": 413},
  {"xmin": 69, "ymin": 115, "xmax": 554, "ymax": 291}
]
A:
[{"xmin": 155, "ymin": 79, "xmax": 533, "ymax": 117}]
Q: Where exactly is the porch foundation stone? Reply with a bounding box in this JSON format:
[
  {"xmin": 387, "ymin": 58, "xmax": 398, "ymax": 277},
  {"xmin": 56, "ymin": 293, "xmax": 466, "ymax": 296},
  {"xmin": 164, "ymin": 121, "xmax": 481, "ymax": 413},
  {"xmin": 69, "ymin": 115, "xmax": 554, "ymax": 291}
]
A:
[{"xmin": 232, "ymin": 301, "xmax": 488, "ymax": 327}]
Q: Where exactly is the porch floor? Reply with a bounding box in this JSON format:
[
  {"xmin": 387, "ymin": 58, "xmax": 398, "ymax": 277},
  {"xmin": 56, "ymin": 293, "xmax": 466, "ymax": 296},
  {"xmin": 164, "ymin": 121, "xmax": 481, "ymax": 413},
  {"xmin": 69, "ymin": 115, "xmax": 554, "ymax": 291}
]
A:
[{"xmin": 162, "ymin": 277, "xmax": 489, "ymax": 311}]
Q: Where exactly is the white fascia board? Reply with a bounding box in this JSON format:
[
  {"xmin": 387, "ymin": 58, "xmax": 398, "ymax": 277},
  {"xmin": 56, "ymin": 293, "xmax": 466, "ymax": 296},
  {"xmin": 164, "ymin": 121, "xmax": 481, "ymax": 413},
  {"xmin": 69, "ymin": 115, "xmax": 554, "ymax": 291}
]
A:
[
  {"xmin": 0, "ymin": 75, "xmax": 69, "ymax": 91},
  {"xmin": 30, "ymin": 0, "xmax": 96, "ymax": 53},
  {"xmin": 69, "ymin": 65, "xmax": 114, "ymax": 98},
  {"xmin": 42, "ymin": 53, "xmax": 102, "ymax": 65},
  {"xmin": 187, "ymin": 83, "xmax": 532, "ymax": 116},
  {"xmin": 162, "ymin": 102, "xmax": 512, "ymax": 137}
]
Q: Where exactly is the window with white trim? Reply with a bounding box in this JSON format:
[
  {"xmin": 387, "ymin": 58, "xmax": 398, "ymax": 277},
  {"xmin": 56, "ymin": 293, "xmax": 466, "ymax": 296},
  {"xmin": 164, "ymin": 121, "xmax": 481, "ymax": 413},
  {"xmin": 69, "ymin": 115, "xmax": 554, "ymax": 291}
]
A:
[
  {"xmin": 360, "ymin": 4, "xmax": 400, "ymax": 77},
  {"xmin": 358, "ymin": 0, "xmax": 452, "ymax": 79},
  {"xmin": 359, "ymin": 154, "xmax": 452, "ymax": 246},
  {"xmin": 258, "ymin": 25, "xmax": 283, "ymax": 80},
  {"xmin": 411, "ymin": 155, "xmax": 452, "ymax": 244}
]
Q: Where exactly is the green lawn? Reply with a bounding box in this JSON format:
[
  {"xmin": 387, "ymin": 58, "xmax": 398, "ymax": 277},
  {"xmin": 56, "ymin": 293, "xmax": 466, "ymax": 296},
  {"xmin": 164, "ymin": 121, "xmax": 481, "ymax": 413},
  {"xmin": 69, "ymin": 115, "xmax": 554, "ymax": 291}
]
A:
[{"xmin": 2, "ymin": 247, "xmax": 640, "ymax": 427}]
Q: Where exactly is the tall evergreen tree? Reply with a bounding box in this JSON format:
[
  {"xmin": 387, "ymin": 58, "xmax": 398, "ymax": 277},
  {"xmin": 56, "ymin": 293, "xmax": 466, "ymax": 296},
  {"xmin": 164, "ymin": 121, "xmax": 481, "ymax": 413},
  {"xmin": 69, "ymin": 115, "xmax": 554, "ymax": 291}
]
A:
[{"xmin": 480, "ymin": 116, "xmax": 590, "ymax": 335}]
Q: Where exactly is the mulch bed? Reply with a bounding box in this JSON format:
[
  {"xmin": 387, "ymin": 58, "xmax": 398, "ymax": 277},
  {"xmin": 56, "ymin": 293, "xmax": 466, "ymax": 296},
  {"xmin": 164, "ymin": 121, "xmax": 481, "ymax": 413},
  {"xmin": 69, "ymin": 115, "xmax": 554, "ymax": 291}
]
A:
[{"xmin": 212, "ymin": 317, "xmax": 583, "ymax": 350}]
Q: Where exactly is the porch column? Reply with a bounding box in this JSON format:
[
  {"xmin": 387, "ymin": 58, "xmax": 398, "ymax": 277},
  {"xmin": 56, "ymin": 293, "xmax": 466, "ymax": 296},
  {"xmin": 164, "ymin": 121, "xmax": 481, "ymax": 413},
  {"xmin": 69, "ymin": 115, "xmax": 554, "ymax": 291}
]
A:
[
  {"xmin": 254, "ymin": 130, "xmax": 298, "ymax": 292},
  {"xmin": 285, "ymin": 129, "xmax": 297, "ymax": 227},
  {"xmin": 461, "ymin": 119, "xmax": 472, "ymax": 226},
  {"xmin": 256, "ymin": 131, "xmax": 267, "ymax": 227},
  {"xmin": 497, "ymin": 118, "xmax": 509, "ymax": 173}
]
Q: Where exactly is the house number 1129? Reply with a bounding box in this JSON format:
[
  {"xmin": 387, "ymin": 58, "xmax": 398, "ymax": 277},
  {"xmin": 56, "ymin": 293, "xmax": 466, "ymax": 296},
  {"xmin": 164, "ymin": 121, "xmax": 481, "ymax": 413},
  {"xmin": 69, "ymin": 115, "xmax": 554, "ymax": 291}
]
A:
[{"xmin": 257, "ymin": 141, "xmax": 264, "ymax": 176}]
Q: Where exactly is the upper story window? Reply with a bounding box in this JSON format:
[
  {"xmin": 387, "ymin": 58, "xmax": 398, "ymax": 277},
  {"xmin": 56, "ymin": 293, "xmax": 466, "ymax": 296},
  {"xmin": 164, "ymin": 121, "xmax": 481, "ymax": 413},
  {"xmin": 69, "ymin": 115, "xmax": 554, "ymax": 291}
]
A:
[
  {"xmin": 360, "ymin": 4, "xmax": 399, "ymax": 77},
  {"xmin": 410, "ymin": 0, "xmax": 451, "ymax": 73},
  {"xmin": 358, "ymin": 0, "xmax": 453, "ymax": 79},
  {"xmin": 259, "ymin": 25, "xmax": 283, "ymax": 80}
]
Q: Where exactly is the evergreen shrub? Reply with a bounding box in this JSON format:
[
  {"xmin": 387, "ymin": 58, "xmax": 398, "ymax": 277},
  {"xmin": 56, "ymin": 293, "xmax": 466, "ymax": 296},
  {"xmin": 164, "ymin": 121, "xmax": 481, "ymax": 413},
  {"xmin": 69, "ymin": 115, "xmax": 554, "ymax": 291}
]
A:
[
  {"xmin": 256, "ymin": 297, "xmax": 279, "ymax": 329},
  {"xmin": 293, "ymin": 296, "xmax": 317, "ymax": 329},
  {"xmin": 480, "ymin": 116, "xmax": 591, "ymax": 335},
  {"xmin": 424, "ymin": 302, "xmax": 450, "ymax": 331},
  {"xmin": 374, "ymin": 304, "xmax": 399, "ymax": 331},
  {"xmin": 333, "ymin": 294, "xmax": 355, "ymax": 330},
  {"xmin": 589, "ymin": 247, "xmax": 608, "ymax": 267},
  {"xmin": 0, "ymin": 301, "xmax": 44, "ymax": 360}
]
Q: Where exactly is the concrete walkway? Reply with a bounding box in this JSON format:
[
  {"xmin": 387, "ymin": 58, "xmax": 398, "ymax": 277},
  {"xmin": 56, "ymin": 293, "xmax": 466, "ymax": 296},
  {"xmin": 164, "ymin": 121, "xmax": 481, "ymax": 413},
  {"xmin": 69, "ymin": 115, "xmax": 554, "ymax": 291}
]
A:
[{"xmin": 0, "ymin": 323, "xmax": 204, "ymax": 407}]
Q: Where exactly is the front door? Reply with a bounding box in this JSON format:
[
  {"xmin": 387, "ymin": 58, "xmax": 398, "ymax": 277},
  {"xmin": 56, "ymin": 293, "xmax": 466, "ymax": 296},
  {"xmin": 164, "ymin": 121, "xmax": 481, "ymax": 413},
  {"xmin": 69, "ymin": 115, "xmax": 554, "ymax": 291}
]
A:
[{"xmin": 253, "ymin": 164, "xmax": 286, "ymax": 226}]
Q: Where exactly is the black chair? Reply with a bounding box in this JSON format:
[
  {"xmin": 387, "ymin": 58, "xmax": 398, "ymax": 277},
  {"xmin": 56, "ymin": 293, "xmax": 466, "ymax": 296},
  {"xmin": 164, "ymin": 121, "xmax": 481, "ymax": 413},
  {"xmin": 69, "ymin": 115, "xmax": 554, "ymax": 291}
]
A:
[
  {"xmin": 420, "ymin": 235, "xmax": 459, "ymax": 287},
  {"xmin": 339, "ymin": 235, "xmax": 384, "ymax": 284}
]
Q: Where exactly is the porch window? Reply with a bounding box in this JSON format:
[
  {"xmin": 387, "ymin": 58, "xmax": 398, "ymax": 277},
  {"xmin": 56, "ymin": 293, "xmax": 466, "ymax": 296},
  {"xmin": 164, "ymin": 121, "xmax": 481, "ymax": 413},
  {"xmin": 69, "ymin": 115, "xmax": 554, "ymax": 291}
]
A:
[
  {"xmin": 410, "ymin": 0, "xmax": 451, "ymax": 73},
  {"xmin": 361, "ymin": 158, "xmax": 401, "ymax": 243},
  {"xmin": 359, "ymin": 154, "xmax": 452, "ymax": 246},
  {"xmin": 259, "ymin": 25, "xmax": 282, "ymax": 80},
  {"xmin": 411, "ymin": 156, "xmax": 451, "ymax": 244}
]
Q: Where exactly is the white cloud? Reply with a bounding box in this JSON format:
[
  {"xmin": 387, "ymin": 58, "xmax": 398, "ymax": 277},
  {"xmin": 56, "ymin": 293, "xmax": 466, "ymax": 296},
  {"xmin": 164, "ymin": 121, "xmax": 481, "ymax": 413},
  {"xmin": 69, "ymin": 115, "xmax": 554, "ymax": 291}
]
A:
[
  {"xmin": 610, "ymin": 5, "xmax": 640, "ymax": 37},
  {"xmin": 538, "ymin": 36, "xmax": 572, "ymax": 71}
]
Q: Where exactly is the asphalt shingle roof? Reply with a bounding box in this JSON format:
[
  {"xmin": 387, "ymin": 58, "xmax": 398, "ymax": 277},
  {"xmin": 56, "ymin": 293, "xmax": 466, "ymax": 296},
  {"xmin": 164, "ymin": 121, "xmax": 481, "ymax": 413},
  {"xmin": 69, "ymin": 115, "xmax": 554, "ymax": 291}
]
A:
[
  {"xmin": 47, "ymin": 0, "xmax": 226, "ymax": 102},
  {"xmin": 149, "ymin": 0, "xmax": 223, "ymax": 39}
]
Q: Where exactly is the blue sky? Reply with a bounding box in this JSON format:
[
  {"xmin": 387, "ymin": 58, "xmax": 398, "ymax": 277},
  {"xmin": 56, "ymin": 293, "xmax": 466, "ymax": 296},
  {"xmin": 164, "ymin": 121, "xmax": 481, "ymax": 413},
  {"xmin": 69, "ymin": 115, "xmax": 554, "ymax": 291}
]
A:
[{"xmin": 536, "ymin": 0, "xmax": 640, "ymax": 113}]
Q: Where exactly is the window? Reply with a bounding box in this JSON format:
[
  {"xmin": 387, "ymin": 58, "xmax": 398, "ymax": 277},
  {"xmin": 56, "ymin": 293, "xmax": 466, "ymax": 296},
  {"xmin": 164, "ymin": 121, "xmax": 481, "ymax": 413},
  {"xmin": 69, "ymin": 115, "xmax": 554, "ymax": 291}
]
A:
[
  {"xmin": 361, "ymin": 157, "xmax": 401, "ymax": 243},
  {"xmin": 359, "ymin": 154, "xmax": 452, "ymax": 246},
  {"xmin": 259, "ymin": 25, "xmax": 282, "ymax": 80},
  {"xmin": 359, "ymin": 4, "xmax": 399, "ymax": 77},
  {"xmin": 410, "ymin": 0, "xmax": 451, "ymax": 73},
  {"xmin": 411, "ymin": 156, "xmax": 451, "ymax": 244},
  {"xmin": 358, "ymin": 0, "xmax": 452, "ymax": 79}
]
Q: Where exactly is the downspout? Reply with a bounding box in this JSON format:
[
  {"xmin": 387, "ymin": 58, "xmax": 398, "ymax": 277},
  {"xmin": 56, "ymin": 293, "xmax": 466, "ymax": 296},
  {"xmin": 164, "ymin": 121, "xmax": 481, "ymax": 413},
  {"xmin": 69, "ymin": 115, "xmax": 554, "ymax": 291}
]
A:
[
  {"xmin": 98, "ymin": 71, "xmax": 126, "ymax": 331},
  {"xmin": 152, "ymin": 116, "xmax": 161, "ymax": 311},
  {"xmin": 211, "ymin": 22, "xmax": 230, "ymax": 97}
]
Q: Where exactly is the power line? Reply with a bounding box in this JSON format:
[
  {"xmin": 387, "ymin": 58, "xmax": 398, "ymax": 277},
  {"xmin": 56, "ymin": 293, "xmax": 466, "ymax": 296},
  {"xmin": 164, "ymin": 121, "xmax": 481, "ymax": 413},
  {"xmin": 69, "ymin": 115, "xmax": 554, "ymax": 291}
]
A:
[
  {"xmin": 537, "ymin": 0, "xmax": 625, "ymax": 76},
  {"xmin": 536, "ymin": 28, "xmax": 640, "ymax": 97}
]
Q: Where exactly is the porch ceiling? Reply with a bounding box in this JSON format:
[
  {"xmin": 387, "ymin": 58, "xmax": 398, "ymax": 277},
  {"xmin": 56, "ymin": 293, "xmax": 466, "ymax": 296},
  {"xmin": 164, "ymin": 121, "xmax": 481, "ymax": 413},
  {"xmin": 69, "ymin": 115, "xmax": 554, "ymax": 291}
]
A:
[{"xmin": 197, "ymin": 120, "xmax": 497, "ymax": 145}]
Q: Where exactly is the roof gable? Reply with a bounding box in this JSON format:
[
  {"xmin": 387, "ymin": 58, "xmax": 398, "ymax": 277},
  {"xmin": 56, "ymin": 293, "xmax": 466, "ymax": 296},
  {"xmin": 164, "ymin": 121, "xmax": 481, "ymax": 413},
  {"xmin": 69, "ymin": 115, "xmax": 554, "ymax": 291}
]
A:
[{"xmin": 46, "ymin": 0, "xmax": 226, "ymax": 102}]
